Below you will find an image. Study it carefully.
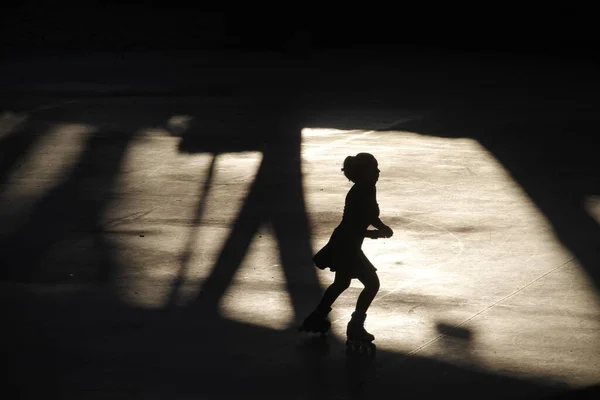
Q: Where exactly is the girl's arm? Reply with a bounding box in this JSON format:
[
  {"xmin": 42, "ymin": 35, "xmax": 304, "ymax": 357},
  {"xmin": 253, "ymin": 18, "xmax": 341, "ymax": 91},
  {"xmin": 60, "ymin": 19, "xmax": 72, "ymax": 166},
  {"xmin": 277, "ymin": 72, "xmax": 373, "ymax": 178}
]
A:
[
  {"xmin": 365, "ymin": 227, "xmax": 392, "ymax": 239},
  {"xmin": 370, "ymin": 217, "xmax": 393, "ymax": 238},
  {"xmin": 365, "ymin": 229, "xmax": 379, "ymax": 239},
  {"xmin": 368, "ymin": 190, "xmax": 393, "ymax": 237},
  {"xmin": 371, "ymin": 217, "xmax": 387, "ymax": 230}
]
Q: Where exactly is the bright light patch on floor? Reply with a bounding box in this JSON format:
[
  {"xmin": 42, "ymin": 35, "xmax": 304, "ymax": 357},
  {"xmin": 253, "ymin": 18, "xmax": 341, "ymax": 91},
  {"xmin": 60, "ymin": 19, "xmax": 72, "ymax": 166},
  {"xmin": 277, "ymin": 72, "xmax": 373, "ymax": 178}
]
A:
[
  {"xmin": 112, "ymin": 149, "xmax": 216, "ymax": 308},
  {"xmin": 302, "ymin": 127, "xmax": 600, "ymax": 384},
  {"xmin": 112, "ymin": 146, "xmax": 264, "ymax": 308},
  {"xmin": 219, "ymin": 223, "xmax": 294, "ymax": 330},
  {"xmin": 163, "ymin": 151, "xmax": 265, "ymax": 307},
  {"xmin": 301, "ymin": 127, "xmax": 353, "ymax": 137}
]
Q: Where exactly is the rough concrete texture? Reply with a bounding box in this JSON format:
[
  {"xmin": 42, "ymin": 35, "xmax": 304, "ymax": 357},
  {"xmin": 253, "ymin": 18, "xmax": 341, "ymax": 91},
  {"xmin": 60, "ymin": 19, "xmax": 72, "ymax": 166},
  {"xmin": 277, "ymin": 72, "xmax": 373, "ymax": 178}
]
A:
[{"xmin": 1, "ymin": 49, "xmax": 599, "ymax": 399}]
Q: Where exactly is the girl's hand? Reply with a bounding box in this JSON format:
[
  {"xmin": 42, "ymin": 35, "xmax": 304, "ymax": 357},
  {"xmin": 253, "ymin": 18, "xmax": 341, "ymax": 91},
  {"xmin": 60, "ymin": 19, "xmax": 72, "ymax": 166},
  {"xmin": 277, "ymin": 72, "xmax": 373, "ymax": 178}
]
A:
[
  {"xmin": 366, "ymin": 229, "xmax": 392, "ymax": 239},
  {"xmin": 380, "ymin": 225, "xmax": 393, "ymax": 238}
]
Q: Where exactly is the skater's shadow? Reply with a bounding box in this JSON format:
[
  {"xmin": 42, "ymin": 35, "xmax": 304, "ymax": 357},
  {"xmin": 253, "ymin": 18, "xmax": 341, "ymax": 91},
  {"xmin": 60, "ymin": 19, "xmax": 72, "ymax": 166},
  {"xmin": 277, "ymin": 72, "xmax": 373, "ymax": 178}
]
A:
[
  {"xmin": 296, "ymin": 335, "xmax": 331, "ymax": 357},
  {"xmin": 296, "ymin": 334, "xmax": 331, "ymax": 395},
  {"xmin": 345, "ymin": 342, "xmax": 377, "ymax": 399}
]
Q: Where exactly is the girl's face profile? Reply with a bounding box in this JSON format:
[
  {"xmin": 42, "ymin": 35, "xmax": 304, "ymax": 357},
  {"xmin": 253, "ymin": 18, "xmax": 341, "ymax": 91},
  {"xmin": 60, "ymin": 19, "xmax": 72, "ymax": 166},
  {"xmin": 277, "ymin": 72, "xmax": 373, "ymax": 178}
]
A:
[{"xmin": 361, "ymin": 161, "xmax": 380, "ymax": 184}]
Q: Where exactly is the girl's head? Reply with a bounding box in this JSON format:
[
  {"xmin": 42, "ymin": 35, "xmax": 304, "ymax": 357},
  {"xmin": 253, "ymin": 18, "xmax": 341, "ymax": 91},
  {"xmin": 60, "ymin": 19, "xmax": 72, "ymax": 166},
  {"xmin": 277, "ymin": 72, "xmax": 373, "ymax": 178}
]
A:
[{"xmin": 342, "ymin": 153, "xmax": 380, "ymax": 184}]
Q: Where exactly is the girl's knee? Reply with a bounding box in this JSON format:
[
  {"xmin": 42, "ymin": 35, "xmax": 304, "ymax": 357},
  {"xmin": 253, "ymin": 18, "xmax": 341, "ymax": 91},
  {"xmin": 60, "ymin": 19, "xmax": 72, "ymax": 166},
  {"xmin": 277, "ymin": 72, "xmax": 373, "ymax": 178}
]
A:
[
  {"xmin": 363, "ymin": 274, "xmax": 380, "ymax": 293},
  {"xmin": 368, "ymin": 279, "xmax": 380, "ymax": 294},
  {"xmin": 333, "ymin": 276, "xmax": 351, "ymax": 291},
  {"xmin": 374, "ymin": 277, "xmax": 381, "ymax": 292}
]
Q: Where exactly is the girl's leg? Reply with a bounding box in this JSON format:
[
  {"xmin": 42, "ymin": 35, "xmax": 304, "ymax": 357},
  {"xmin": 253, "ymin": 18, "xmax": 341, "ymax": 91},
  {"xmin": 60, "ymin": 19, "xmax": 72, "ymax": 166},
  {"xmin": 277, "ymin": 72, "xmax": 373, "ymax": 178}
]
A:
[
  {"xmin": 317, "ymin": 271, "xmax": 351, "ymax": 312},
  {"xmin": 355, "ymin": 267, "xmax": 380, "ymax": 315},
  {"xmin": 299, "ymin": 272, "xmax": 351, "ymax": 333},
  {"xmin": 346, "ymin": 265, "xmax": 380, "ymax": 342}
]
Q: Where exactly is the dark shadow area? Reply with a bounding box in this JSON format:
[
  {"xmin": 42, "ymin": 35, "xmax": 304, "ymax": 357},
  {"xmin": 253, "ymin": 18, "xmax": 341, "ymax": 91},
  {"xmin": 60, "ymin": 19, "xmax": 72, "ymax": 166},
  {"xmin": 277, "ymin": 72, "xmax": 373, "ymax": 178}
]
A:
[
  {"xmin": 4, "ymin": 285, "xmax": 569, "ymax": 399},
  {"xmin": 543, "ymin": 384, "xmax": 600, "ymax": 399},
  {"xmin": 296, "ymin": 335, "xmax": 332, "ymax": 397},
  {"xmin": 3, "ymin": 7, "xmax": 600, "ymax": 61},
  {"xmin": 345, "ymin": 341, "xmax": 378, "ymax": 400}
]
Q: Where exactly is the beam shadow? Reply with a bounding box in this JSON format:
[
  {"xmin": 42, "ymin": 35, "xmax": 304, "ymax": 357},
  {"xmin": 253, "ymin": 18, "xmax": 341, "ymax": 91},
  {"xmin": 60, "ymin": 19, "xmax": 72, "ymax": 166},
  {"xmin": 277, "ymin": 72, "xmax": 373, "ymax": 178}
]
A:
[
  {"xmin": 173, "ymin": 103, "xmax": 322, "ymax": 323},
  {"xmin": 0, "ymin": 125, "xmax": 135, "ymax": 283}
]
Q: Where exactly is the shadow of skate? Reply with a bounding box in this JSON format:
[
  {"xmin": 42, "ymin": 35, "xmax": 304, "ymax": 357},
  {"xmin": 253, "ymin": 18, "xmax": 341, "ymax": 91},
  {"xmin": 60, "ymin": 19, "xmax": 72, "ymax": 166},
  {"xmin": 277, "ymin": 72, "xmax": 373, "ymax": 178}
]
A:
[
  {"xmin": 296, "ymin": 335, "xmax": 330, "ymax": 357},
  {"xmin": 345, "ymin": 342, "xmax": 377, "ymax": 399}
]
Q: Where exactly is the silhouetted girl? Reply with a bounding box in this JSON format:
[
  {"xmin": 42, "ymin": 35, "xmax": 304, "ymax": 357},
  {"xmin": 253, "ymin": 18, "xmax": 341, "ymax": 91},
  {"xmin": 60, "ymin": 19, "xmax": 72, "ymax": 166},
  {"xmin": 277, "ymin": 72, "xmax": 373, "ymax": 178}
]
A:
[{"xmin": 299, "ymin": 153, "xmax": 393, "ymax": 344}]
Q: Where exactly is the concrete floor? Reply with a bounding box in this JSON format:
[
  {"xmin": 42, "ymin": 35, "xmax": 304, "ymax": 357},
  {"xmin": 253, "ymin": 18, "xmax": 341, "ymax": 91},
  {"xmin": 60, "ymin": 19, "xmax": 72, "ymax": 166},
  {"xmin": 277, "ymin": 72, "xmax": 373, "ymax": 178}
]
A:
[{"xmin": 1, "ymin": 49, "xmax": 600, "ymax": 399}]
